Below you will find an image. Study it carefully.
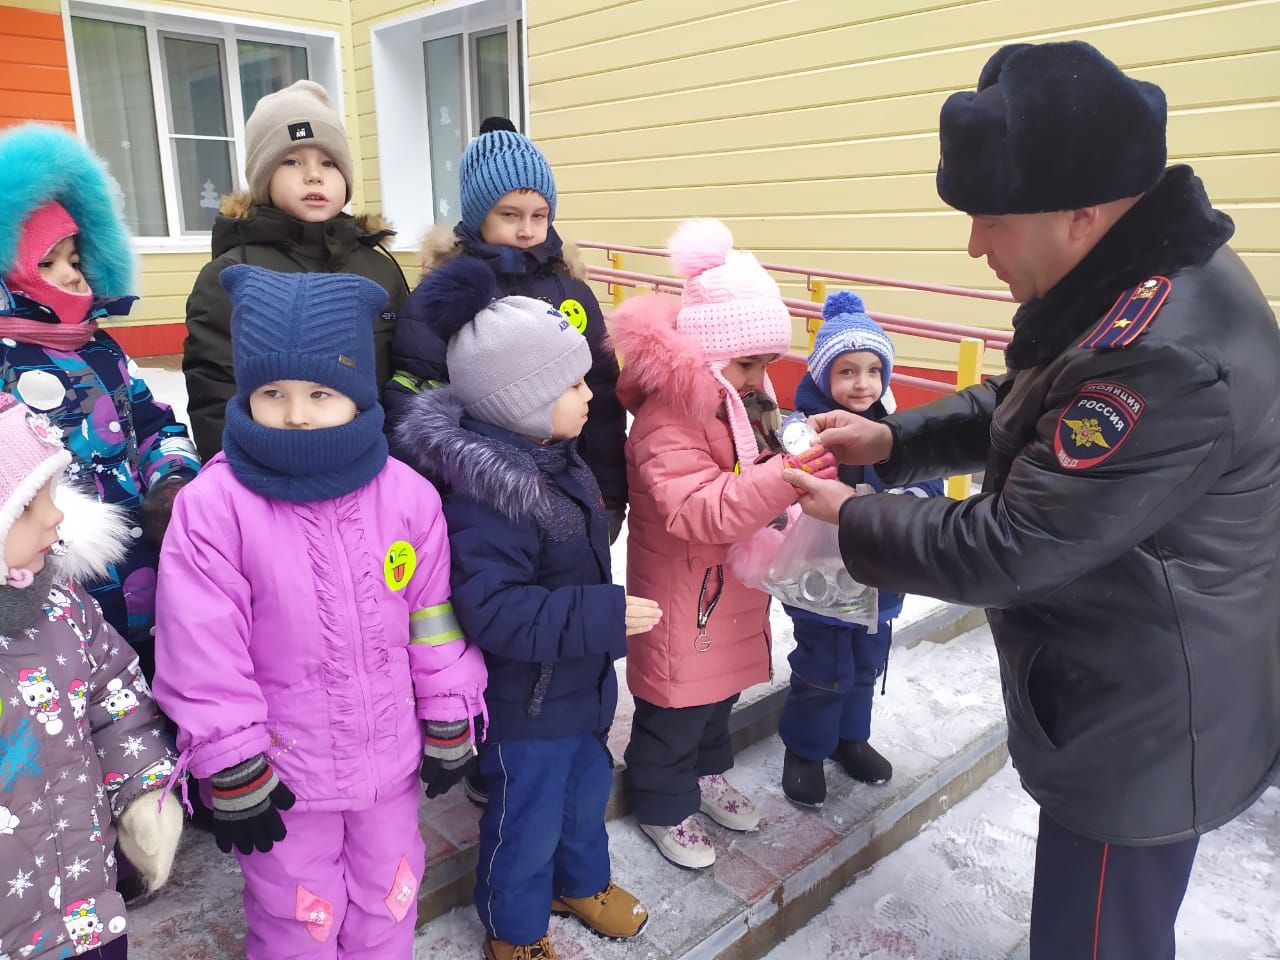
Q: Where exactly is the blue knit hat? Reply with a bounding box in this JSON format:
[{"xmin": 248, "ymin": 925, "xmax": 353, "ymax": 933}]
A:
[
  {"xmin": 221, "ymin": 264, "xmax": 387, "ymax": 410},
  {"xmin": 808, "ymin": 291, "xmax": 894, "ymax": 399},
  {"xmin": 459, "ymin": 129, "xmax": 557, "ymax": 232}
]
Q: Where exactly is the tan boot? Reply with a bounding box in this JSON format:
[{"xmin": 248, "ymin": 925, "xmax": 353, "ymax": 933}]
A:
[
  {"xmin": 551, "ymin": 880, "xmax": 649, "ymax": 940},
  {"xmin": 482, "ymin": 934, "xmax": 558, "ymax": 960}
]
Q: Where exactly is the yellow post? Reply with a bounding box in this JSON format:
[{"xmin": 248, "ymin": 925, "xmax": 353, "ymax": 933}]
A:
[
  {"xmin": 608, "ymin": 250, "xmax": 625, "ymax": 309},
  {"xmin": 945, "ymin": 336, "xmax": 985, "ymax": 499},
  {"xmin": 806, "ymin": 278, "xmax": 827, "ymax": 353}
]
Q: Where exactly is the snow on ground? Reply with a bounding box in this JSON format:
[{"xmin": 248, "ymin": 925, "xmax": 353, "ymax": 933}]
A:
[{"xmin": 762, "ymin": 762, "xmax": 1280, "ymax": 960}]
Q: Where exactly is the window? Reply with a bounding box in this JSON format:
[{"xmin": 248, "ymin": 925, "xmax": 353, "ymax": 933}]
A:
[
  {"xmin": 68, "ymin": 5, "xmax": 336, "ymax": 240},
  {"xmin": 372, "ymin": 0, "xmax": 526, "ymax": 248}
]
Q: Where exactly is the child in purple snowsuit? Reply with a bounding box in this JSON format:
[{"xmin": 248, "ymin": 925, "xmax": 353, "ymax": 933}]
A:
[{"xmin": 153, "ymin": 265, "xmax": 487, "ymax": 959}]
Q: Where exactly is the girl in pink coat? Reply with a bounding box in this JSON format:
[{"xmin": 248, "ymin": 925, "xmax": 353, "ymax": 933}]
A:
[
  {"xmin": 153, "ymin": 265, "xmax": 487, "ymax": 959},
  {"xmin": 612, "ymin": 220, "xmax": 834, "ymax": 869}
]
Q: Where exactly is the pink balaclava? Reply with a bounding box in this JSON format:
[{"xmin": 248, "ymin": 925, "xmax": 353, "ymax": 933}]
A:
[
  {"xmin": 667, "ymin": 218, "xmax": 793, "ymax": 469},
  {"xmin": 6, "ymin": 201, "xmax": 93, "ymax": 329}
]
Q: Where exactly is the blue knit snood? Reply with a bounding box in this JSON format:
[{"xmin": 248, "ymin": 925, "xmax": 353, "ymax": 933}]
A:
[{"xmin": 221, "ymin": 396, "xmax": 388, "ymax": 503}]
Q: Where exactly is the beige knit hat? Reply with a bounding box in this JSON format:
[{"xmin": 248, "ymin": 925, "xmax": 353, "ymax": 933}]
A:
[{"xmin": 244, "ymin": 80, "xmax": 353, "ymax": 205}]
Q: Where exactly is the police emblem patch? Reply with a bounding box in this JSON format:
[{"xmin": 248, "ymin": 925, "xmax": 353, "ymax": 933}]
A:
[{"xmin": 1053, "ymin": 381, "xmax": 1146, "ymax": 470}]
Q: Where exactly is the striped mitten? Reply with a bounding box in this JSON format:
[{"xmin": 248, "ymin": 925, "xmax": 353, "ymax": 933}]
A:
[
  {"xmin": 209, "ymin": 754, "xmax": 296, "ymax": 855},
  {"xmin": 420, "ymin": 718, "xmax": 478, "ymax": 799}
]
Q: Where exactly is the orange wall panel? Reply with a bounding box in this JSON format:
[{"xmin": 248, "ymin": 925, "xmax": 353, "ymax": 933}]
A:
[{"xmin": 0, "ymin": 5, "xmax": 73, "ymax": 130}]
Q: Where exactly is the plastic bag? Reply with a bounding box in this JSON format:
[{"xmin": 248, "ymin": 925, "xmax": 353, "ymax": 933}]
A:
[{"xmin": 742, "ymin": 513, "xmax": 878, "ymax": 626}]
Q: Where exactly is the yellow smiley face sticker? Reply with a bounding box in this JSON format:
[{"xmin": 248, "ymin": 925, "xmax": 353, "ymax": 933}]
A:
[
  {"xmin": 384, "ymin": 540, "xmax": 417, "ymax": 592},
  {"xmin": 558, "ymin": 298, "xmax": 589, "ymax": 335}
]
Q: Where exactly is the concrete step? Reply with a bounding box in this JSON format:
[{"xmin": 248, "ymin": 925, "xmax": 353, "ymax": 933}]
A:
[{"xmin": 125, "ymin": 599, "xmax": 993, "ymax": 958}]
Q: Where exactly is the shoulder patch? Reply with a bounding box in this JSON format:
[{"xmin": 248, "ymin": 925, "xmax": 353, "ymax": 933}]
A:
[
  {"xmin": 1053, "ymin": 381, "xmax": 1146, "ymax": 470},
  {"xmin": 1079, "ymin": 276, "xmax": 1171, "ymax": 350}
]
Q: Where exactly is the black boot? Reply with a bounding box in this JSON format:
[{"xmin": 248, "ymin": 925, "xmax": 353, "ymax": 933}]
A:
[
  {"xmin": 782, "ymin": 748, "xmax": 826, "ymax": 807},
  {"xmin": 832, "ymin": 740, "xmax": 893, "ymax": 784},
  {"xmin": 463, "ymin": 770, "xmax": 489, "ymax": 807}
]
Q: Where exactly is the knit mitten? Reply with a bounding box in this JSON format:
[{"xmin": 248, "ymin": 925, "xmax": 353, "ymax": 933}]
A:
[
  {"xmin": 210, "ymin": 754, "xmax": 295, "ymax": 855},
  {"xmin": 116, "ymin": 790, "xmax": 184, "ymax": 893},
  {"xmin": 420, "ymin": 718, "xmax": 479, "ymax": 799}
]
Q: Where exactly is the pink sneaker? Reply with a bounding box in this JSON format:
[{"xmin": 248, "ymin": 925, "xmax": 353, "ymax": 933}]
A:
[
  {"xmin": 639, "ymin": 815, "xmax": 716, "ymax": 869},
  {"xmin": 698, "ymin": 774, "xmax": 760, "ymax": 831}
]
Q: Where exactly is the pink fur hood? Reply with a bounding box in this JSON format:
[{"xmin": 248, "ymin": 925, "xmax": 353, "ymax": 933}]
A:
[{"xmin": 612, "ymin": 293, "xmax": 726, "ymax": 421}]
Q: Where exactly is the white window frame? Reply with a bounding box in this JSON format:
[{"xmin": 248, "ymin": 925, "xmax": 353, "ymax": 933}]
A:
[
  {"xmin": 371, "ymin": 0, "xmax": 527, "ymax": 252},
  {"xmin": 63, "ymin": 0, "xmax": 341, "ymax": 252}
]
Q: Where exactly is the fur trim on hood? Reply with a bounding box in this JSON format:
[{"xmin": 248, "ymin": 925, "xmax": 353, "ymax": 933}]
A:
[
  {"xmin": 611, "ymin": 292, "xmax": 726, "ymax": 422},
  {"xmin": 393, "ymin": 387, "xmax": 549, "ymax": 524},
  {"xmin": 50, "ymin": 484, "xmax": 132, "ymax": 584},
  {"xmin": 0, "ymin": 123, "xmax": 135, "ymax": 297},
  {"xmin": 418, "ymin": 224, "xmax": 588, "ymax": 282},
  {"xmin": 216, "ymin": 190, "xmax": 394, "ymax": 239}
]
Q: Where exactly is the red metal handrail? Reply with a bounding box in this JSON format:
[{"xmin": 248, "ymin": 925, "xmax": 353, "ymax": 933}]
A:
[
  {"xmin": 577, "ymin": 240, "xmax": 1017, "ymax": 306},
  {"xmin": 586, "ymin": 265, "xmax": 1012, "ymax": 351}
]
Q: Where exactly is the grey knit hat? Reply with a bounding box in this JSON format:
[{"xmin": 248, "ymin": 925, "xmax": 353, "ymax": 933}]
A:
[
  {"xmin": 244, "ymin": 80, "xmax": 353, "ymax": 205},
  {"xmin": 449, "ymin": 295, "xmax": 591, "ymax": 438},
  {"xmin": 421, "ymin": 258, "xmax": 591, "ymax": 438}
]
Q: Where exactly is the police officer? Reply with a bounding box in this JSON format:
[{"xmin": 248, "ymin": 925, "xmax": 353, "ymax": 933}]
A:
[{"xmin": 784, "ymin": 41, "xmax": 1280, "ymax": 960}]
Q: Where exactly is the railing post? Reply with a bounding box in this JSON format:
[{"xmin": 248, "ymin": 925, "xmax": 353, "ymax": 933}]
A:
[
  {"xmin": 806, "ymin": 278, "xmax": 827, "ymax": 353},
  {"xmin": 945, "ymin": 336, "xmax": 984, "ymax": 500},
  {"xmin": 608, "ymin": 250, "xmax": 625, "ymax": 309}
]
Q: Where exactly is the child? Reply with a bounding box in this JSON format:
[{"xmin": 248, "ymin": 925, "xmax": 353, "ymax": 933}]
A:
[
  {"xmin": 393, "ymin": 257, "xmax": 657, "ymax": 960},
  {"xmin": 0, "ymin": 393, "xmax": 183, "ymax": 960},
  {"xmin": 610, "ymin": 219, "xmax": 835, "ymax": 869},
  {"xmin": 153, "ymin": 265, "xmax": 487, "ymax": 959},
  {"xmin": 384, "ymin": 118, "xmax": 627, "ymax": 538},
  {"xmin": 184, "ymin": 79, "xmax": 409, "ymax": 461},
  {"xmin": 0, "ymin": 124, "xmax": 201, "ymax": 682},
  {"xmin": 778, "ymin": 292, "xmax": 945, "ymax": 807}
]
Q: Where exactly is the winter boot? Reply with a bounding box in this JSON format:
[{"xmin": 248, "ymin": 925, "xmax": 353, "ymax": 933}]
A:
[
  {"xmin": 482, "ymin": 934, "xmax": 558, "ymax": 960},
  {"xmin": 639, "ymin": 814, "xmax": 716, "ymax": 869},
  {"xmin": 697, "ymin": 773, "xmax": 760, "ymax": 831},
  {"xmin": 782, "ymin": 749, "xmax": 826, "ymax": 807},
  {"xmin": 551, "ymin": 880, "xmax": 648, "ymax": 940},
  {"xmin": 464, "ymin": 770, "xmax": 489, "ymax": 807},
  {"xmin": 832, "ymin": 740, "xmax": 893, "ymax": 784}
]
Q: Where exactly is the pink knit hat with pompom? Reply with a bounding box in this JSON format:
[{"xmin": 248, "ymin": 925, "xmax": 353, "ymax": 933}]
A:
[
  {"xmin": 668, "ymin": 219, "xmax": 793, "ymax": 469},
  {"xmin": 0, "ymin": 393, "xmax": 71, "ymax": 584}
]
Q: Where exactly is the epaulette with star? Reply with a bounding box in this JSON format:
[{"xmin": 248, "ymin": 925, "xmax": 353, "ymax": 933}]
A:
[{"xmin": 1079, "ymin": 276, "xmax": 1171, "ymax": 350}]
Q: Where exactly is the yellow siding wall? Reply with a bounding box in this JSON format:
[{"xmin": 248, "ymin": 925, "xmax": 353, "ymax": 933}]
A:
[{"xmin": 526, "ymin": 0, "xmax": 1280, "ymax": 370}]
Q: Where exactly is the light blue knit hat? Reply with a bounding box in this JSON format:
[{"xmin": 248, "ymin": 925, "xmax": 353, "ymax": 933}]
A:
[
  {"xmin": 459, "ymin": 129, "xmax": 557, "ymax": 232},
  {"xmin": 808, "ymin": 291, "xmax": 894, "ymax": 399}
]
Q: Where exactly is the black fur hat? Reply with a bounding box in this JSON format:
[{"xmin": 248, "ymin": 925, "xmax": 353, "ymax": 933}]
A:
[{"xmin": 937, "ymin": 41, "xmax": 1167, "ymax": 215}]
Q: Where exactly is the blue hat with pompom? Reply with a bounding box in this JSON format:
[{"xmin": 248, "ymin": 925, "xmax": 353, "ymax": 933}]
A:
[
  {"xmin": 418, "ymin": 257, "xmax": 590, "ymax": 438},
  {"xmin": 808, "ymin": 291, "xmax": 894, "ymax": 400}
]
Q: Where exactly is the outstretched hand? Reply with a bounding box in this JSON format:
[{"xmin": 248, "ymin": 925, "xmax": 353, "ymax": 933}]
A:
[
  {"xmin": 783, "ymin": 468, "xmax": 859, "ymax": 525},
  {"xmin": 808, "ymin": 411, "xmax": 893, "ymax": 466}
]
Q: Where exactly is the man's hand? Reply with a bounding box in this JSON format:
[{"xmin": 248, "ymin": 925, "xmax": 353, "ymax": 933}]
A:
[
  {"xmin": 783, "ymin": 469, "xmax": 859, "ymax": 525},
  {"xmin": 808, "ymin": 411, "xmax": 893, "ymax": 466}
]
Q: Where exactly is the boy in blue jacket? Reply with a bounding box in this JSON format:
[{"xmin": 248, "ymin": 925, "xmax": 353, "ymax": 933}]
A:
[
  {"xmin": 385, "ymin": 118, "xmax": 628, "ymax": 539},
  {"xmin": 393, "ymin": 257, "xmax": 659, "ymax": 960},
  {"xmin": 779, "ymin": 292, "xmax": 944, "ymax": 807}
]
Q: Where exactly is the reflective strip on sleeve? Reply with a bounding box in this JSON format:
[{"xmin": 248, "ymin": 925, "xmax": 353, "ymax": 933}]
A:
[{"xmin": 410, "ymin": 602, "xmax": 464, "ymax": 646}]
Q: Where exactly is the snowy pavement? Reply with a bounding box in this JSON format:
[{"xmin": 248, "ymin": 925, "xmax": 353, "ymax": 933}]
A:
[{"xmin": 762, "ymin": 762, "xmax": 1280, "ymax": 960}]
